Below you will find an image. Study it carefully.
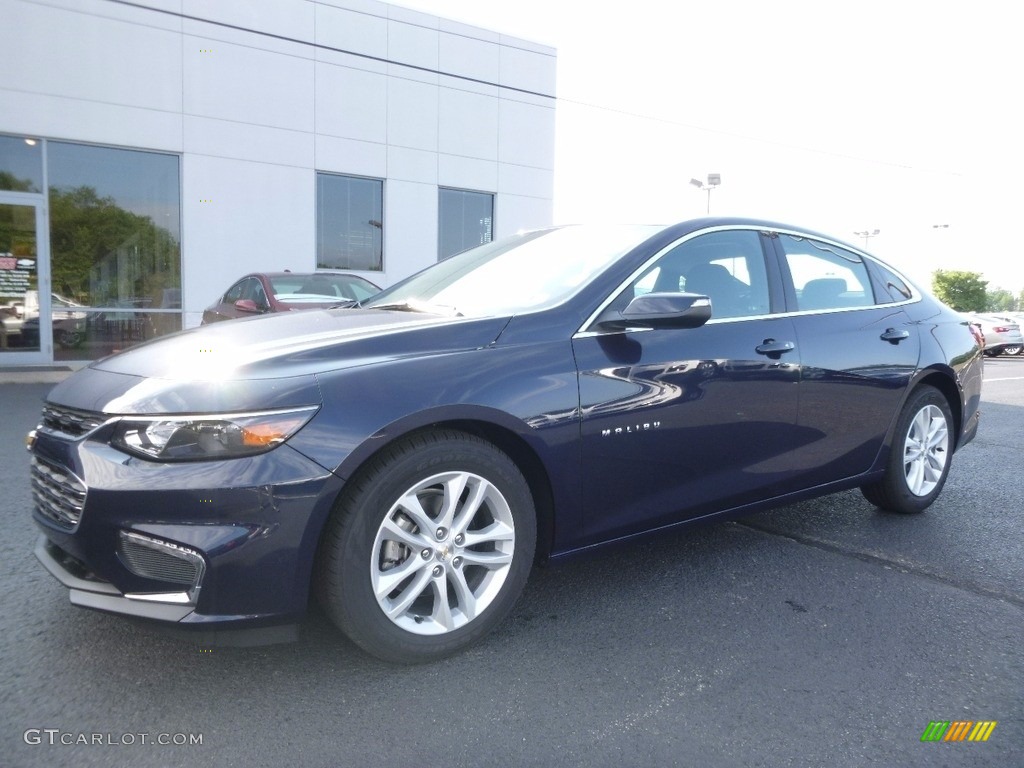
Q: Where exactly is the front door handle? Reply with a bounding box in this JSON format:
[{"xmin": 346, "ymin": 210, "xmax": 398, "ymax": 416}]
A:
[
  {"xmin": 755, "ymin": 339, "xmax": 795, "ymax": 359},
  {"xmin": 880, "ymin": 328, "xmax": 910, "ymax": 344}
]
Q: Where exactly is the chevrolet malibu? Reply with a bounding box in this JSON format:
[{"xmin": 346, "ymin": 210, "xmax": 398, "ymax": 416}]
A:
[{"xmin": 29, "ymin": 218, "xmax": 983, "ymax": 663}]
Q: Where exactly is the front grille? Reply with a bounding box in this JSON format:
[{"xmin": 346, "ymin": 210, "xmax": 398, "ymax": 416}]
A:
[
  {"xmin": 31, "ymin": 457, "xmax": 87, "ymax": 531},
  {"xmin": 40, "ymin": 404, "xmax": 106, "ymax": 438},
  {"xmin": 117, "ymin": 533, "xmax": 203, "ymax": 586}
]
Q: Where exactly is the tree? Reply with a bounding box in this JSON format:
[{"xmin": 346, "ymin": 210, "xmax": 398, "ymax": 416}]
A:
[
  {"xmin": 0, "ymin": 171, "xmax": 37, "ymax": 192},
  {"xmin": 986, "ymin": 288, "xmax": 1015, "ymax": 312},
  {"xmin": 48, "ymin": 185, "xmax": 179, "ymax": 306},
  {"xmin": 932, "ymin": 270, "xmax": 988, "ymax": 312}
]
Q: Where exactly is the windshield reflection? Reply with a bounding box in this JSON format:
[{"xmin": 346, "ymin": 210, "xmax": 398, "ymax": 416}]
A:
[{"xmin": 364, "ymin": 225, "xmax": 661, "ymax": 317}]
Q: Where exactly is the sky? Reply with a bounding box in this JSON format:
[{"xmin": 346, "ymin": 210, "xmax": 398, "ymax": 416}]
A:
[{"xmin": 397, "ymin": 0, "xmax": 1023, "ymax": 294}]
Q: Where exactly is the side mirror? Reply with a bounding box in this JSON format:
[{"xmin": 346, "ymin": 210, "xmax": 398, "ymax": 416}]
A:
[
  {"xmin": 599, "ymin": 292, "xmax": 712, "ymax": 330},
  {"xmin": 234, "ymin": 299, "xmax": 261, "ymax": 313}
]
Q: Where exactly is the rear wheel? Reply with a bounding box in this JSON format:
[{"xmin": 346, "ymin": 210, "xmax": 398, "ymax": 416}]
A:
[
  {"xmin": 317, "ymin": 430, "xmax": 536, "ymax": 663},
  {"xmin": 861, "ymin": 385, "xmax": 953, "ymax": 514},
  {"xmin": 1003, "ymin": 344, "xmax": 1022, "ymax": 356}
]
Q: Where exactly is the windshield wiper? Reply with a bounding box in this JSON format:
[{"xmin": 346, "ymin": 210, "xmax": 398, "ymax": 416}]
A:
[{"xmin": 367, "ymin": 300, "xmax": 462, "ymax": 316}]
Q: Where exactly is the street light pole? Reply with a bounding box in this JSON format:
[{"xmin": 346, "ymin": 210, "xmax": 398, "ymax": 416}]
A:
[
  {"xmin": 853, "ymin": 228, "xmax": 880, "ymax": 248},
  {"xmin": 689, "ymin": 173, "xmax": 721, "ymax": 214}
]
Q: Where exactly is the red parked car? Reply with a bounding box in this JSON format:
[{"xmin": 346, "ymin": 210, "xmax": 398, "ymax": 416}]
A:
[{"xmin": 202, "ymin": 271, "xmax": 380, "ymax": 324}]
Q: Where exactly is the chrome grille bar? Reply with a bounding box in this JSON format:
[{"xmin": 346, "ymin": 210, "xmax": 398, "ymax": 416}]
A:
[
  {"xmin": 40, "ymin": 404, "xmax": 106, "ymax": 438},
  {"xmin": 30, "ymin": 457, "xmax": 87, "ymax": 531}
]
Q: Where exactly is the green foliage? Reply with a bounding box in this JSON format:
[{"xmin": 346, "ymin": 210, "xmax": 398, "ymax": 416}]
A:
[
  {"xmin": 932, "ymin": 269, "xmax": 988, "ymax": 312},
  {"xmin": 48, "ymin": 185, "xmax": 179, "ymax": 306},
  {"xmin": 0, "ymin": 171, "xmax": 37, "ymax": 193},
  {"xmin": 986, "ymin": 288, "xmax": 1016, "ymax": 312}
]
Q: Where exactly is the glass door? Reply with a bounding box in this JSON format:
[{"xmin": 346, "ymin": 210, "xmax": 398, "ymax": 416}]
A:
[{"xmin": 0, "ymin": 195, "xmax": 49, "ymax": 364}]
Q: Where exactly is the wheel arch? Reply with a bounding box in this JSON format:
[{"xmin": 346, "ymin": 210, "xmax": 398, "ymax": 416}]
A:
[
  {"xmin": 868, "ymin": 367, "xmax": 963, "ymax": 478},
  {"xmin": 914, "ymin": 368, "xmax": 963, "ymax": 448},
  {"xmin": 328, "ymin": 411, "xmax": 559, "ymax": 563}
]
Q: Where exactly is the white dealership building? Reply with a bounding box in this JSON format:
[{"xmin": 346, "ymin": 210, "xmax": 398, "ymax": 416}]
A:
[{"xmin": 0, "ymin": 0, "xmax": 555, "ymax": 365}]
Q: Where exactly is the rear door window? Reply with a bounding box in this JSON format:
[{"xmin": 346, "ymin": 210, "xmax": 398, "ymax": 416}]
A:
[{"xmin": 778, "ymin": 236, "xmax": 874, "ymax": 311}]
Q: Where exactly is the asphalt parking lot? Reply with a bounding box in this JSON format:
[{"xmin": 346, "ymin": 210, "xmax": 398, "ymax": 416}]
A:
[{"xmin": 1, "ymin": 358, "xmax": 1021, "ymax": 768}]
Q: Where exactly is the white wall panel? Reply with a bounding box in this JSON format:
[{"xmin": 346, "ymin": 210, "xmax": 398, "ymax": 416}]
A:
[
  {"xmin": 500, "ymin": 42, "xmax": 557, "ymax": 97},
  {"xmin": 384, "ymin": 181, "xmax": 438, "ymax": 282},
  {"xmin": 315, "ymin": 135, "xmax": 387, "ymax": 179},
  {"xmin": 315, "ymin": 3, "xmax": 388, "ymax": 60},
  {"xmin": 18, "ymin": 0, "xmax": 182, "ymax": 30},
  {"xmin": 387, "ymin": 79, "xmax": 439, "ymax": 152},
  {"xmin": 0, "ymin": 89, "xmax": 183, "ymax": 152},
  {"xmin": 494, "ymin": 194, "xmax": 554, "ymax": 239},
  {"xmin": 388, "ymin": 146, "xmax": 437, "ymax": 185},
  {"xmin": 498, "ymin": 100, "xmax": 556, "ymax": 169},
  {"xmin": 387, "ymin": 14, "xmax": 439, "ymax": 75},
  {"xmin": 440, "ymin": 29, "xmax": 500, "ymax": 85},
  {"xmin": 182, "ymin": 0, "xmax": 314, "ymax": 45},
  {"xmin": 183, "ymin": 37, "xmax": 314, "ymax": 132},
  {"xmin": 0, "ymin": 0, "xmax": 181, "ymax": 113},
  {"xmin": 439, "ymin": 89, "xmax": 499, "ymax": 160},
  {"xmin": 438, "ymin": 155, "xmax": 498, "ymax": 193},
  {"xmin": 184, "ymin": 116, "xmax": 314, "ymax": 169},
  {"xmin": 315, "ymin": 63, "xmax": 388, "ymax": 144},
  {"xmin": 499, "ymin": 163, "xmax": 554, "ymax": 198}
]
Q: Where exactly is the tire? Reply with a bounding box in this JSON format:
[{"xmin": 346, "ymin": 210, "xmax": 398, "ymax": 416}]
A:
[
  {"xmin": 316, "ymin": 430, "xmax": 536, "ymax": 663},
  {"xmin": 56, "ymin": 328, "xmax": 83, "ymax": 348},
  {"xmin": 1003, "ymin": 345, "xmax": 1022, "ymax": 356},
  {"xmin": 861, "ymin": 385, "xmax": 953, "ymax": 514}
]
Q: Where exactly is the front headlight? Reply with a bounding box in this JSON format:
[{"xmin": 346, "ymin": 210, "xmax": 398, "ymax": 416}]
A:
[{"xmin": 111, "ymin": 407, "xmax": 318, "ymax": 462}]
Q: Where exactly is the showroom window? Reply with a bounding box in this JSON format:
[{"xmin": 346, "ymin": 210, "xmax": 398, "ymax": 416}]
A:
[
  {"xmin": 47, "ymin": 141, "xmax": 182, "ymax": 360},
  {"xmin": 439, "ymin": 188, "xmax": 493, "ymax": 260},
  {"xmin": 316, "ymin": 173, "xmax": 383, "ymax": 271}
]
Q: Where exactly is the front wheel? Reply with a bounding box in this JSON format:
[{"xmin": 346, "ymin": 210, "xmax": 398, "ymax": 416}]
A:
[
  {"xmin": 316, "ymin": 430, "xmax": 536, "ymax": 663},
  {"xmin": 861, "ymin": 385, "xmax": 953, "ymax": 514},
  {"xmin": 56, "ymin": 328, "xmax": 83, "ymax": 348}
]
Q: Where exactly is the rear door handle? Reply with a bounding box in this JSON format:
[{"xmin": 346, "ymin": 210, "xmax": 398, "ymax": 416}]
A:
[
  {"xmin": 880, "ymin": 328, "xmax": 910, "ymax": 344},
  {"xmin": 755, "ymin": 339, "xmax": 795, "ymax": 359}
]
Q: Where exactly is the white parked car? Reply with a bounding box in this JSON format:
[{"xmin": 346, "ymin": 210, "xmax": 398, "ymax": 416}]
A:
[{"xmin": 967, "ymin": 313, "xmax": 1023, "ymax": 356}]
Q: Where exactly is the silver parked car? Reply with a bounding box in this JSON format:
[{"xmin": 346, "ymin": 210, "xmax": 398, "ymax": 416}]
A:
[{"xmin": 967, "ymin": 313, "xmax": 1023, "ymax": 356}]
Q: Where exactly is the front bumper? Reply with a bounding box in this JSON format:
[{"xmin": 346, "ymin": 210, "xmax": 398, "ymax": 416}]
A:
[
  {"xmin": 35, "ymin": 535, "xmax": 195, "ymax": 622},
  {"xmin": 30, "ymin": 416, "xmax": 346, "ymax": 637},
  {"xmin": 35, "ymin": 536, "xmax": 301, "ymax": 645}
]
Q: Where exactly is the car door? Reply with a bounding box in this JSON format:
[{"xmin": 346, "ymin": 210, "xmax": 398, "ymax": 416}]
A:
[
  {"xmin": 204, "ymin": 278, "xmax": 249, "ymax": 322},
  {"xmin": 771, "ymin": 232, "xmax": 921, "ymax": 484},
  {"xmin": 571, "ymin": 228, "xmax": 807, "ymax": 543}
]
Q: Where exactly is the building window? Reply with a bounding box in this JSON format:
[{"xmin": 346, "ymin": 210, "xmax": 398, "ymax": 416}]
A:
[
  {"xmin": 47, "ymin": 141, "xmax": 181, "ymax": 361},
  {"xmin": 316, "ymin": 172, "xmax": 383, "ymax": 271},
  {"xmin": 439, "ymin": 188, "xmax": 493, "ymax": 260},
  {"xmin": 0, "ymin": 134, "xmax": 44, "ymax": 193}
]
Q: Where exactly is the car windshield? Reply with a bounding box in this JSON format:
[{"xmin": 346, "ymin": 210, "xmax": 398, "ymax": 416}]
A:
[
  {"xmin": 268, "ymin": 274, "xmax": 379, "ymax": 303},
  {"xmin": 363, "ymin": 225, "xmax": 661, "ymax": 317}
]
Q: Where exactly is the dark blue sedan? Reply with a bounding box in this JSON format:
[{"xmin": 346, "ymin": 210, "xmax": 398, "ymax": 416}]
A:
[{"xmin": 28, "ymin": 218, "xmax": 983, "ymax": 662}]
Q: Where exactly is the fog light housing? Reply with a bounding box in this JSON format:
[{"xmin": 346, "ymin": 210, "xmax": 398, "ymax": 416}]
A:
[{"xmin": 117, "ymin": 531, "xmax": 206, "ymax": 604}]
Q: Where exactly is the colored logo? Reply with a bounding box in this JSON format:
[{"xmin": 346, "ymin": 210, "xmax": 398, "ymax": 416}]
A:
[{"xmin": 921, "ymin": 721, "xmax": 997, "ymax": 742}]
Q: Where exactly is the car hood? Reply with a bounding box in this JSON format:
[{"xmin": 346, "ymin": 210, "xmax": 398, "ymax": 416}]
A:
[{"xmin": 46, "ymin": 309, "xmax": 511, "ymax": 415}]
